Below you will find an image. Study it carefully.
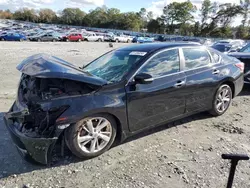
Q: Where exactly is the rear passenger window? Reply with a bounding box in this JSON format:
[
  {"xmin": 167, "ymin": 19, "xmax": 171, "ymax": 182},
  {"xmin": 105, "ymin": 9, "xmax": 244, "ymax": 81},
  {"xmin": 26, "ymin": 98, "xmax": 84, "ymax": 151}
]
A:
[
  {"xmin": 183, "ymin": 48, "xmax": 211, "ymax": 70},
  {"xmin": 210, "ymin": 51, "xmax": 220, "ymax": 63}
]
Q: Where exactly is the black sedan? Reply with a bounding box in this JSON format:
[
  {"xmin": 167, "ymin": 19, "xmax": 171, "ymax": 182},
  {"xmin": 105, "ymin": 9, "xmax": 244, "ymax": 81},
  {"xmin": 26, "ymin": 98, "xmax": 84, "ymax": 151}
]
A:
[
  {"xmin": 4, "ymin": 43, "xmax": 244, "ymax": 164},
  {"xmin": 229, "ymin": 43, "xmax": 250, "ymax": 84}
]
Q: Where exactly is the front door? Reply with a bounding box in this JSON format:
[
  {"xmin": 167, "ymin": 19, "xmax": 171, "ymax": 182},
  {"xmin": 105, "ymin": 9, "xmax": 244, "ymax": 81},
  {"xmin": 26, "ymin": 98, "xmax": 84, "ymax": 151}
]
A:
[
  {"xmin": 42, "ymin": 34, "xmax": 49, "ymax": 41},
  {"xmin": 126, "ymin": 48, "xmax": 187, "ymax": 132}
]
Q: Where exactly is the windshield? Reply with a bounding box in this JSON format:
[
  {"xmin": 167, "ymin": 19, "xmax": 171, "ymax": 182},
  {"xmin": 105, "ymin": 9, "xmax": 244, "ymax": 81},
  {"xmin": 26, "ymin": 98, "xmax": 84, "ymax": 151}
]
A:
[
  {"xmin": 212, "ymin": 44, "xmax": 231, "ymax": 52},
  {"xmin": 83, "ymin": 50, "xmax": 145, "ymax": 83},
  {"xmin": 239, "ymin": 44, "xmax": 250, "ymax": 52}
]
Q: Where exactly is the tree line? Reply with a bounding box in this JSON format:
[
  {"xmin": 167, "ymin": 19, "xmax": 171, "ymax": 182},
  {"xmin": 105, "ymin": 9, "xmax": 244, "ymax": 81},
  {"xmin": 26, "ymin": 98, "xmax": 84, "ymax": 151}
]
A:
[{"xmin": 0, "ymin": 0, "xmax": 250, "ymax": 39}]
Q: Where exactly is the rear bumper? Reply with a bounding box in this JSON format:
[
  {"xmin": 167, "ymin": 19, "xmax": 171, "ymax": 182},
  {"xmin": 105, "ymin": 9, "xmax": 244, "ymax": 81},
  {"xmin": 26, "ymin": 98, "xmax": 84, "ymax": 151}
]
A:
[{"xmin": 3, "ymin": 103, "xmax": 59, "ymax": 165}]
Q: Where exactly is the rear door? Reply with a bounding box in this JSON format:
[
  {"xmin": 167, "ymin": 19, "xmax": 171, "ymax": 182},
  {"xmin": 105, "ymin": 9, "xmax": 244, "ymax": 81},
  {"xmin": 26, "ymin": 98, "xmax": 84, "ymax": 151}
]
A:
[
  {"xmin": 14, "ymin": 34, "xmax": 20, "ymax": 41},
  {"xmin": 68, "ymin": 34, "xmax": 75, "ymax": 41},
  {"xmin": 73, "ymin": 34, "xmax": 79, "ymax": 41},
  {"xmin": 42, "ymin": 34, "xmax": 49, "ymax": 41},
  {"xmin": 88, "ymin": 34, "xmax": 95, "ymax": 41},
  {"xmin": 126, "ymin": 48, "xmax": 187, "ymax": 132},
  {"xmin": 8, "ymin": 33, "xmax": 15, "ymax": 41},
  {"xmin": 70, "ymin": 34, "xmax": 75, "ymax": 41},
  {"xmin": 181, "ymin": 47, "xmax": 219, "ymax": 113}
]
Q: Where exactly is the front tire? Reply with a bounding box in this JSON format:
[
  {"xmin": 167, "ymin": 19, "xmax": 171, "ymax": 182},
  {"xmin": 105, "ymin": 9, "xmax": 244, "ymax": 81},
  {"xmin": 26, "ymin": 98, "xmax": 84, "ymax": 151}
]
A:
[
  {"xmin": 209, "ymin": 84, "xmax": 232, "ymax": 116},
  {"xmin": 65, "ymin": 114, "xmax": 117, "ymax": 159}
]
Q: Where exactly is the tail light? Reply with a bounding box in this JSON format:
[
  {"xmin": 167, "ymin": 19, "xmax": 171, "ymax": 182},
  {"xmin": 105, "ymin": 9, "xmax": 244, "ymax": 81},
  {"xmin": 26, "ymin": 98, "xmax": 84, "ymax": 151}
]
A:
[{"xmin": 235, "ymin": 62, "xmax": 244, "ymax": 73}]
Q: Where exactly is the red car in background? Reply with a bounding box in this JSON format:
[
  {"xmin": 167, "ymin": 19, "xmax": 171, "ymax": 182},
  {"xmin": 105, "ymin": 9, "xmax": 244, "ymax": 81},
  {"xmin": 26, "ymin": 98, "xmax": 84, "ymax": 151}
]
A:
[{"xmin": 62, "ymin": 33, "xmax": 83, "ymax": 42}]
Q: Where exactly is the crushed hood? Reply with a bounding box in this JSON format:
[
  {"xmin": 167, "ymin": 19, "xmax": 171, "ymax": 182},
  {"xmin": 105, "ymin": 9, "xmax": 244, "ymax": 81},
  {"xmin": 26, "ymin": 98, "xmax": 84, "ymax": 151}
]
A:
[{"xmin": 17, "ymin": 54, "xmax": 107, "ymax": 86}]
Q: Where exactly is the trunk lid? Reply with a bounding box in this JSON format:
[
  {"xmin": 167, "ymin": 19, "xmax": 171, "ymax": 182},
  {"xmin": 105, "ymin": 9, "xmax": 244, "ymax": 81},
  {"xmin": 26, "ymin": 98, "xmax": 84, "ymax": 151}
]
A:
[{"xmin": 17, "ymin": 54, "xmax": 107, "ymax": 86}]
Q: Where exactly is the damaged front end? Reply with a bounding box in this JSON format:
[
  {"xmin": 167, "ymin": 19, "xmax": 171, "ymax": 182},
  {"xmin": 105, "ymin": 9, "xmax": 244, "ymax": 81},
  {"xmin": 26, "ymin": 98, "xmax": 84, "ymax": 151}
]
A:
[{"xmin": 4, "ymin": 54, "xmax": 105, "ymax": 165}]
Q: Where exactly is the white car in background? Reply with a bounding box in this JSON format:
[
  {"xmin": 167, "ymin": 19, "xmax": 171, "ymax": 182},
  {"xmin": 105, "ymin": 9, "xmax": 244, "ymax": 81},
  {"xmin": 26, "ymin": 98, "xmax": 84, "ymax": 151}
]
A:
[
  {"xmin": 83, "ymin": 32, "xmax": 104, "ymax": 42},
  {"xmin": 112, "ymin": 35, "xmax": 133, "ymax": 43},
  {"xmin": 214, "ymin": 39, "xmax": 246, "ymax": 47}
]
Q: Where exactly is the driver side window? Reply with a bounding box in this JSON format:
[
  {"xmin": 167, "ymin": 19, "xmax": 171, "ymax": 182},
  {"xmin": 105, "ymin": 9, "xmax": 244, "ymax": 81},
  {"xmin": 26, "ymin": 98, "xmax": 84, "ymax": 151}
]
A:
[{"xmin": 139, "ymin": 49, "xmax": 180, "ymax": 78}]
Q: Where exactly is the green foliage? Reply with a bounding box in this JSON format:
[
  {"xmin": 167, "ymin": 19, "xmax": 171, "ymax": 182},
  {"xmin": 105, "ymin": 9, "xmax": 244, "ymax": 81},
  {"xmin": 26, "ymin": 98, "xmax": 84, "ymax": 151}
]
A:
[
  {"xmin": 200, "ymin": 0, "xmax": 213, "ymax": 28},
  {"xmin": 13, "ymin": 8, "xmax": 38, "ymax": 22},
  {"xmin": 120, "ymin": 12, "xmax": 144, "ymax": 31},
  {"xmin": 236, "ymin": 25, "xmax": 249, "ymax": 39},
  {"xmin": 0, "ymin": 10, "xmax": 13, "ymax": 19},
  {"xmin": 147, "ymin": 11, "xmax": 154, "ymax": 21},
  {"xmin": 60, "ymin": 8, "xmax": 86, "ymax": 25},
  {"xmin": 147, "ymin": 19, "xmax": 161, "ymax": 33},
  {"xmin": 162, "ymin": 1, "xmax": 196, "ymax": 34},
  {"xmin": 240, "ymin": 0, "xmax": 250, "ymax": 27},
  {"xmin": 39, "ymin": 9, "xmax": 57, "ymax": 24}
]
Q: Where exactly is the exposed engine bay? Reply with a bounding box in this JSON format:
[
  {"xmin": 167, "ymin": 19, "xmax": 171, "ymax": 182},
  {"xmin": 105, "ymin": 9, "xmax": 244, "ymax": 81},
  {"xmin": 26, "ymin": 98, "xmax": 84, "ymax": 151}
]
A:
[{"xmin": 12, "ymin": 74, "xmax": 98, "ymax": 138}]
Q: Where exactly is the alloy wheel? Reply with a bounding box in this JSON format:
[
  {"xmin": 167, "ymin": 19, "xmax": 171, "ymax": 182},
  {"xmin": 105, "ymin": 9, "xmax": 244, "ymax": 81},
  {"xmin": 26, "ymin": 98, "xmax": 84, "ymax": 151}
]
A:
[
  {"xmin": 216, "ymin": 86, "xmax": 231, "ymax": 113},
  {"xmin": 77, "ymin": 117, "xmax": 112, "ymax": 153}
]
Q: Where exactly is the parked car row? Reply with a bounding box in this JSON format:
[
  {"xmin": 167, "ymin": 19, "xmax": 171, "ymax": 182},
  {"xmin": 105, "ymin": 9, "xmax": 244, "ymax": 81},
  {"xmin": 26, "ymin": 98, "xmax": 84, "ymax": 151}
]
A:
[
  {"xmin": 211, "ymin": 39, "xmax": 246, "ymax": 54},
  {"xmin": 0, "ymin": 21, "xmax": 150, "ymax": 43},
  {"xmin": 0, "ymin": 31, "xmax": 147, "ymax": 43}
]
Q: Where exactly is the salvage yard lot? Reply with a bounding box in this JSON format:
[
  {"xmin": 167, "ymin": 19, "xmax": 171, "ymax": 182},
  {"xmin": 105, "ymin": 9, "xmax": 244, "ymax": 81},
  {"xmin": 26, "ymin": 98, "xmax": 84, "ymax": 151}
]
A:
[{"xmin": 0, "ymin": 42, "xmax": 250, "ymax": 188}]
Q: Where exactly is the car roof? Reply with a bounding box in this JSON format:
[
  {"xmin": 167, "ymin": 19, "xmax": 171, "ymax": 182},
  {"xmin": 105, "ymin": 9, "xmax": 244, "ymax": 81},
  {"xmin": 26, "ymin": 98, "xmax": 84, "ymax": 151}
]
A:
[{"xmin": 118, "ymin": 42, "xmax": 201, "ymax": 53}]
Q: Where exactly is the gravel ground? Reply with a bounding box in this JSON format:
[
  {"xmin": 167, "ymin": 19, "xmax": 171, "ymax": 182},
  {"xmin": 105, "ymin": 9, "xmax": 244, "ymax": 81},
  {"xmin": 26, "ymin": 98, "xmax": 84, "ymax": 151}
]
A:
[{"xmin": 0, "ymin": 42, "xmax": 250, "ymax": 188}]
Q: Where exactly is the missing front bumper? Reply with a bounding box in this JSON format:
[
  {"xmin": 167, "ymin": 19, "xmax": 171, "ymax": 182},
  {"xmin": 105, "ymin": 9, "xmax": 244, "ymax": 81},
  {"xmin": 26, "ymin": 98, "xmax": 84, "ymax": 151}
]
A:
[{"xmin": 3, "ymin": 105, "xmax": 60, "ymax": 165}]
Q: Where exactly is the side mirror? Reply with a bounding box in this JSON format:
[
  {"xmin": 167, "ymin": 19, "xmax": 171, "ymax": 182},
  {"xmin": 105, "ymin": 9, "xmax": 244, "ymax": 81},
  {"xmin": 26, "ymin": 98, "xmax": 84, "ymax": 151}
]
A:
[{"xmin": 134, "ymin": 73, "xmax": 153, "ymax": 84}]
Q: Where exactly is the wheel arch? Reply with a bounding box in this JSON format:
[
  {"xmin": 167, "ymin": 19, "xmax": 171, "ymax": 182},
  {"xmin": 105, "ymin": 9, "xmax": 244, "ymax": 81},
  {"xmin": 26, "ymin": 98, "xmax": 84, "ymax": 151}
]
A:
[
  {"xmin": 220, "ymin": 80, "xmax": 235, "ymax": 98},
  {"xmin": 66, "ymin": 111, "xmax": 125, "ymax": 144},
  {"xmin": 104, "ymin": 112, "xmax": 123, "ymax": 144}
]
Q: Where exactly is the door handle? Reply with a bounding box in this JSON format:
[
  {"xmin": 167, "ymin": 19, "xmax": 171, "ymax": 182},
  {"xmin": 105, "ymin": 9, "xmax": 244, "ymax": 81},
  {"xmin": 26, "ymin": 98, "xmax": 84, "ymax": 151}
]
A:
[
  {"xmin": 174, "ymin": 80, "xmax": 185, "ymax": 88},
  {"xmin": 212, "ymin": 69, "xmax": 220, "ymax": 75}
]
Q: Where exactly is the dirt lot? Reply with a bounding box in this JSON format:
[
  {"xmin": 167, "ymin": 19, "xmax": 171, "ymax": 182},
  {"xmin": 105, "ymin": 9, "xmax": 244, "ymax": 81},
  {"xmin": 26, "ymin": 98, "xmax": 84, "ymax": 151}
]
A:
[{"xmin": 0, "ymin": 42, "xmax": 250, "ymax": 188}]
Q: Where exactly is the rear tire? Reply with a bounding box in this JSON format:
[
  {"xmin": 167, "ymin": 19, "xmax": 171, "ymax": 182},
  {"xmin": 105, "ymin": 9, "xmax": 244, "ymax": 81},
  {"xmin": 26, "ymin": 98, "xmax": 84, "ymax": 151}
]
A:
[
  {"xmin": 37, "ymin": 38, "xmax": 41, "ymax": 42},
  {"xmin": 209, "ymin": 84, "xmax": 232, "ymax": 116},
  {"xmin": 78, "ymin": 39, "xmax": 81, "ymax": 42},
  {"xmin": 52, "ymin": 39, "xmax": 56, "ymax": 42},
  {"xmin": 98, "ymin": 38, "xmax": 102, "ymax": 42},
  {"xmin": 65, "ymin": 114, "xmax": 117, "ymax": 159},
  {"xmin": 127, "ymin": 39, "xmax": 131, "ymax": 43}
]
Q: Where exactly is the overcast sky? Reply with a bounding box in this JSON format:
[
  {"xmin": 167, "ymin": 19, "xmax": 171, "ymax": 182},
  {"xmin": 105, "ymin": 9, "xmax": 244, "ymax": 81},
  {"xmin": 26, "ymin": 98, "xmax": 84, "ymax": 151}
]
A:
[{"xmin": 0, "ymin": 0, "xmax": 243, "ymax": 26}]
